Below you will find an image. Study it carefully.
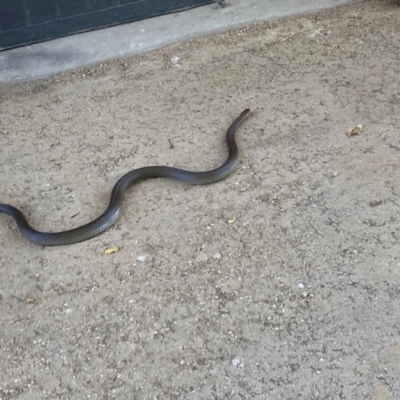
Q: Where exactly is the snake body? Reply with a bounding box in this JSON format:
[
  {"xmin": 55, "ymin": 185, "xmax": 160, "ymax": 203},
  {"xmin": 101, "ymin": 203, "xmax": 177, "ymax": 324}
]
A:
[{"xmin": 0, "ymin": 109, "xmax": 250, "ymax": 246}]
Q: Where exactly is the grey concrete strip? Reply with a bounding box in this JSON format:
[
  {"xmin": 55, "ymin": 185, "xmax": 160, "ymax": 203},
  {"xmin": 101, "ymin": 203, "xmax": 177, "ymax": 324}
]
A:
[{"xmin": 0, "ymin": 0, "xmax": 360, "ymax": 84}]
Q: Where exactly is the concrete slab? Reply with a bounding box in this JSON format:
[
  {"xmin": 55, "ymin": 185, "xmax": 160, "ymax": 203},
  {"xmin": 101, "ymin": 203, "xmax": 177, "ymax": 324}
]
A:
[
  {"xmin": 0, "ymin": 0, "xmax": 360, "ymax": 84},
  {"xmin": 1, "ymin": 2, "xmax": 400, "ymax": 398}
]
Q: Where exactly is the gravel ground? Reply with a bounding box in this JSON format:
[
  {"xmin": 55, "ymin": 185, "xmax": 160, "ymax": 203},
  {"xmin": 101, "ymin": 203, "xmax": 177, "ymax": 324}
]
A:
[{"xmin": 1, "ymin": 1, "xmax": 400, "ymax": 399}]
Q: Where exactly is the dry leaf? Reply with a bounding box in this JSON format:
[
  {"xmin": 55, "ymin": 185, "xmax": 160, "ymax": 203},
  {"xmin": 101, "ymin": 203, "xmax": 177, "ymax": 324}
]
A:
[
  {"xmin": 105, "ymin": 246, "xmax": 119, "ymax": 255},
  {"xmin": 347, "ymin": 125, "xmax": 363, "ymax": 137}
]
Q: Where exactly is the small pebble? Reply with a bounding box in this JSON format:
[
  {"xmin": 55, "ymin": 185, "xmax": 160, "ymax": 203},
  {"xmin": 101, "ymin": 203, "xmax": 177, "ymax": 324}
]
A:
[
  {"xmin": 232, "ymin": 357, "xmax": 240, "ymax": 366},
  {"xmin": 137, "ymin": 254, "xmax": 147, "ymax": 262}
]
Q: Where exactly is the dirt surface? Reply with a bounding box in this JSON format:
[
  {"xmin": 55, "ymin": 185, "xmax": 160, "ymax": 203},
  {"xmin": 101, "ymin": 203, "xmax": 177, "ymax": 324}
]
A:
[{"xmin": 1, "ymin": 1, "xmax": 400, "ymax": 398}]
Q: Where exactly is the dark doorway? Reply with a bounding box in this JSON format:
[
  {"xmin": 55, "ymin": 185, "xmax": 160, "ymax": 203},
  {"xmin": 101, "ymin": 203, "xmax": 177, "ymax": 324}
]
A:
[{"xmin": 0, "ymin": 0, "xmax": 214, "ymax": 51}]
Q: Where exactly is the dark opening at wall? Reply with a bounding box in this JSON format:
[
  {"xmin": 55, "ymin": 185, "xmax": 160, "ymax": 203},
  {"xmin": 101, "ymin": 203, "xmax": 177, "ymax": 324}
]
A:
[{"xmin": 0, "ymin": 0, "xmax": 214, "ymax": 50}]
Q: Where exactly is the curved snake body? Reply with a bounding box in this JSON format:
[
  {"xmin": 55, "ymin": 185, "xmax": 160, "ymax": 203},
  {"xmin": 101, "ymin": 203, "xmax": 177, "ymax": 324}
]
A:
[{"xmin": 0, "ymin": 109, "xmax": 250, "ymax": 246}]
